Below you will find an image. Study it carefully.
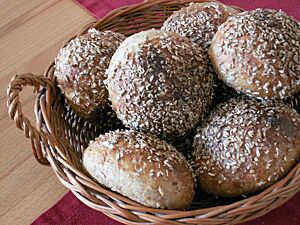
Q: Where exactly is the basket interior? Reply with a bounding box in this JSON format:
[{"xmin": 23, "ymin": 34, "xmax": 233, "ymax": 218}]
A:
[{"xmin": 44, "ymin": 0, "xmax": 300, "ymax": 212}]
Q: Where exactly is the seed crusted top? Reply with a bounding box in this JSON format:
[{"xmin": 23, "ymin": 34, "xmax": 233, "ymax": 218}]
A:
[
  {"xmin": 88, "ymin": 129, "xmax": 195, "ymax": 179},
  {"xmin": 161, "ymin": 2, "xmax": 239, "ymax": 50},
  {"xmin": 54, "ymin": 28, "xmax": 125, "ymax": 120},
  {"xmin": 210, "ymin": 9, "xmax": 300, "ymax": 99},
  {"xmin": 106, "ymin": 29, "xmax": 213, "ymax": 139},
  {"xmin": 84, "ymin": 129, "xmax": 196, "ymax": 209},
  {"xmin": 192, "ymin": 96, "xmax": 300, "ymax": 196}
]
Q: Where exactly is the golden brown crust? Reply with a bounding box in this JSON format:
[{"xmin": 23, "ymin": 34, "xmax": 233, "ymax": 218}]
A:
[
  {"xmin": 192, "ymin": 96, "xmax": 300, "ymax": 197},
  {"xmin": 82, "ymin": 130, "xmax": 195, "ymax": 209},
  {"xmin": 54, "ymin": 28, "xmax": 125, "ymax": 122},
  {"xmin": 161, "ymin": 2, "xmax": 239, "ymax": 50},
  {"xmin": 106, "ymin": 29, "xmax": 213, "ymax": 139},
  {"xmin": 209, "ymin": 9, "xmax": 300, "ymax": 99}
]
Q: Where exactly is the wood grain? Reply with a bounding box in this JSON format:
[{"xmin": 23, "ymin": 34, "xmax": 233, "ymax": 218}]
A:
[{"xmin": 0, "ymin": 1, "xmax": 93, "ymax": 224}]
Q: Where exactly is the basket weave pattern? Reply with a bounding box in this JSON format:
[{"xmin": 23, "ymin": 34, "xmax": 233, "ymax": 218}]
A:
[{"xmin": 7, "ymin": 0, "xmax": 300, "ymax": 224}]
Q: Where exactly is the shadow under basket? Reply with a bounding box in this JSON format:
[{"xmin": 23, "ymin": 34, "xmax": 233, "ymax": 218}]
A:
[{"xmin": 7, "ymin": 0, "xmax": 300, "ymax": 224}]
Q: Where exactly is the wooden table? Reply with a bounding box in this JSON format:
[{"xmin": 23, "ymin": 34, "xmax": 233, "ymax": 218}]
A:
[{"xmin": 0, "ymin": 1, "xmax": 94, "ymax": 224}]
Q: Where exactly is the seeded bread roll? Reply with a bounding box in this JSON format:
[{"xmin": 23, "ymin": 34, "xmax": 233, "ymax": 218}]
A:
[
  {"xmin": 54, "ymin": 28, "xmax": 125, "ymax": 123},
  {"xmin": 83, "ymin": 130, "xmax": 195, "ymax": 209},
  {"xmin": 161, "ymin": 2, "xmax": 239, "ymax": 50},
  {"xmin": 162, "ymin": 2, "xmax": 239, "ymax": 106},
  {"xmin": 106, "ymin": 29, "xmax": 213, "ymax": 139},
  {"xmin": 209, "ymin": 9, "xmax": 300, "ymax": 99},
  {"xmin": 192, "ymin": 96, "xmax": 300, "ymax": 197}
]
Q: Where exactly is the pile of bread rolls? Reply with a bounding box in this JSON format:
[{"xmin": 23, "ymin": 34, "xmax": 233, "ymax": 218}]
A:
[{"xmin": 54, "ymin": 2, "xmax": 300, "ymax": 210}]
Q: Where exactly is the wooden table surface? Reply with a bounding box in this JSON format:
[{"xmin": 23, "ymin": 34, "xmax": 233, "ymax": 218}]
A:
[{"xmin": 0, "ymin": 1, "xmax": 94, "ymax": 224}]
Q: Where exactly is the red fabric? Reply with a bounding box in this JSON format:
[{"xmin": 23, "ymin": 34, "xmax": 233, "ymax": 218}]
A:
[
  {"xmin": 32, "ymin": 191, "xmax": 300, "ymax": 225},
  {"xmin": 75, "ymin": 0, "xmax": 300, "ymax": 20},
  {"xmin": 221, "ymin": 0, "xmax": 300, "ymax": 20},
  {"xmin": 74, "ymin": 0, "xmax": 142, "ymax": 18},
  {"xmin": 32, "ymin": 0, "xmax": 300, "ymax": 224},
  {"xmin": 31, "ymin": 191, "xmax": 122, "ymax": 225}
]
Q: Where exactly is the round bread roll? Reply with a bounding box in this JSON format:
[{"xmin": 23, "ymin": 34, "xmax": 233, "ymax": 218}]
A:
[
  {"xmin": 161, "ymin": 2, "xmax": 239, "ymax": 50},
  {"xmin": 54, "ymin": 28, "xmax": 125, "ymax": 123},
  {"xmin": 209, "ymin": 9, "xmax": 300, "ymax": 99},
  {"xmin": 192, "ymin": 96, "xmax": 300, "ymax": 197},
  {"xmin": 106, "ymin": 29, "xmax": 213, "ymax": 139},
  {"xmin": 83, "ymin": 130, "xmax": 195, "ymax": 209},
  {"xmin": 162, "ymin": 2, "xmax": 239, "ymax": 106}
]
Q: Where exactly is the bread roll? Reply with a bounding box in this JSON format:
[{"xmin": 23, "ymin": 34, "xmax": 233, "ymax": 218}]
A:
[
  {"xmin": 106, "ymin": 29, "xmax": 213, "ymax": 140},
  {"xmin": 162, "ymin": 2, "xmax": 239, "ymax": 50},
  {"xmin": 83, "ymin": 130, "xmax": 195, "ymax": 209},
  {"xmin": 162, "ymin": 2, "xmax": 239, "ymax": 106},
  {"xmin": 54, "ymin": 28, "xmax": 125, "ymax": 123},
  {"xmin": 192, "ymin": 96, "xmax": 300, "ymax": 197},
  {"xmin": 209, "ymin": 9, "xmax": 300, "ymax": 99}
]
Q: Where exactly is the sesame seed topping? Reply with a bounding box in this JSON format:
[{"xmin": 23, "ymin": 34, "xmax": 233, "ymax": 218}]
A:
[
  {"xmin": 158, "ymin": 186, "xmax": 164, "ymax": 196},
  {"xmin": 106, "ymin": 29, "xmax": 213, "ymax": 139},
  {"xmin": 210, "ymin": 9, "xmax": 300, "ymax": 99},
  {"xmin": 54, "ymin": 28, "xmax": 125, "ymax": 122},
  {"xmin": 192, "ymin": 96, "xmax": 300, "ymax": 190},
  {"xmin": 162, "ymin": 2, "xmax": 239, "ymax": 50},
  {"xmin": 89, "ymin": 129, "xmax": 195, "ymax": 179}
]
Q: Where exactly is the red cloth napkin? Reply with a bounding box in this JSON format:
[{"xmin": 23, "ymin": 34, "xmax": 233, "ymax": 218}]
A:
[
  {"xmin": 32, "ymin": 0, "xmax": 300, "ymax": 224},
  {"xmin": 32, "ymin": 191, "xmax": 300, "ymax": 225},
  {"xmin": 75, "ymin": 0, "xmax": 300, "ymax": 20},
  {"xmin": 74, "ymin": 0, "xmax": 142, "ymax": 18}
]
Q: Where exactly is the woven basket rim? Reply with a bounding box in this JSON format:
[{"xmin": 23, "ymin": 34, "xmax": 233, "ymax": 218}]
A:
[{"xmin": 7, "ymin": 0, "xmax": 300, "ymax": 224}]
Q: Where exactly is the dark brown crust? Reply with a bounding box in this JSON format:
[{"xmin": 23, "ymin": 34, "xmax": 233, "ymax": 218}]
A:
[
  {"xmin": 162, "ymin": 2, "xmax": 239, "ymax": 107},
  {"xmin": 284, "ymin": 92, "xmax": 300, "ymax": 114},
  {"xmin": 106, "ymin": 29, "xmax": 213, "ymax": 139},
  {"xmin": 209, "ymin": 9, "xmax": 300, "ymax": 99},
  {"xmin": 83, "ymin": 130, "xmax": 195, "ymax": 209},
  {"xmin": 210, "ymin": 66, "xmax": 239, "ymax": 107},
  {"xmin": 161, "ymin": 2, "xmax": 239, "ymax": 50},
  {"xmin": 192, "ymin": 96, "xmax": 300, "ymax": 197},
  {"xmin": 54, "ymin": 29, "xmax": 125, "ymax": 122}
]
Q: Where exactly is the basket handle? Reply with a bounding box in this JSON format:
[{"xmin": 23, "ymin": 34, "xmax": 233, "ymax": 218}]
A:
[{"xmin": 7, "ymin": 73, "xmax": 53, "ymax": 165}]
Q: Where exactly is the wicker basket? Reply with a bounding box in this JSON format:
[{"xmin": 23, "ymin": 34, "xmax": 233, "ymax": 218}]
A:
[{"xmin": 7, "ymin": 0, "xmax": 300, "ymax": 224}]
